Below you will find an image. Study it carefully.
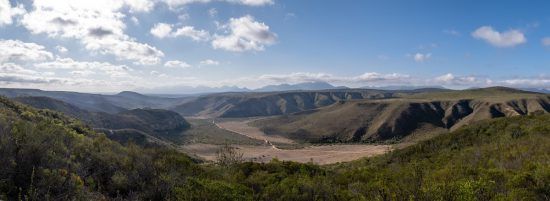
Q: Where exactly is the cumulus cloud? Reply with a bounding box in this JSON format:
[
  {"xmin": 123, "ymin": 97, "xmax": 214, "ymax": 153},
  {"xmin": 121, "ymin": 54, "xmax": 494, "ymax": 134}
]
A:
[
  {"xmin": 163, "ymin": 0, "xmax": 273, "ymax": 8},
  {"xmin": 0, "ymin": 63, "xmax": 38, "ymax": 75},
  {"xmin": 199, "ymin": 59, "xmax": 220, "ymax": 66},
  {"xmin": 35, "ymin": 57, "xmax": 132, "ymax": 78},
  {"xmin": 472, "ymin": 26, "xmax": 526, "ymax": 47},
  {"xmin": 150, "ymin": 23, "xmax": 210, "ymax": 41},
  {"xmin": 164, "ymin": 60, "xmax": 191, "ymax": 68},
  {"xmin": 0, "ymin": 40, "xmax": 54, "ymax": 62},
  {"xmin": 413, "ymin": 53, "xmax": 431, "ymax": 62},
  {"xmin": 150, "ymin": 23, "xmax": 173, "ymax": 38},
  {"xmin": 0, "ymin": 0, "xmax": 26, "ymax": 26},
  {"xmin": 212, "ymin": 15, "xmax": 277, "ymax": 52},
  {"xmin": 257, "ymin": 72, "xmax": 411, "ymax": 86},
  {"xmin": 433, "ymin": 73, "xmax": 491, "ymax": 86},
  {"xmin": 21, "ymin": 0, "xmax": 164, "ymax": 65},
  {"xmin": 500, "ymin": 77, "xmax": 550, "ymax": 88},
  {"xmin": 542, "ymin": 37, "xmax": 550, "ymax": 47}
]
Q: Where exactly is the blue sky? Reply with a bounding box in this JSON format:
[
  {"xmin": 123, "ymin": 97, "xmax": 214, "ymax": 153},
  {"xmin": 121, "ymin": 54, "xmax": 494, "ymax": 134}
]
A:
[{"xmin": 0, "ymin": 0, "xmax": 549, "ymax": 92}]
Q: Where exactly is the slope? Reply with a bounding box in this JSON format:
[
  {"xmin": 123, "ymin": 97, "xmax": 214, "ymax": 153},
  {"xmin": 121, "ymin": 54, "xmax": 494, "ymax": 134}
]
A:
[
  {"xmin": 170, "ymin": 88, "xmax": 446, "ymax": 117},
  {"xmin": 252, "ymin": 87, "xmax": 550, "ymax": 142},
  {"xmin": 13, "ymin": 96, "xmax": 190, "ymax": 145}
]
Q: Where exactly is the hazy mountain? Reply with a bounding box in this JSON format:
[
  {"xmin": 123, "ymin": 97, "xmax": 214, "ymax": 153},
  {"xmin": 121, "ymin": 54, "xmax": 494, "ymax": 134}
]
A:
[
  {"xmin": 254, "ymin": 81, "xmax": 337, "ymax": 92},
  {"xmin": 137, "ymin": 85, "xmax": 251, "ymax": 95},
  {"xmin": 251, "ymin": 87, "xmax": 549, "ymax": 143},
  {"xmin": 0, "ymin": 88, "xmax": 188, "ymax": 113},
  {"xmin": 521, "ymin": 88, "xmax": 550, "ymax": 94}
]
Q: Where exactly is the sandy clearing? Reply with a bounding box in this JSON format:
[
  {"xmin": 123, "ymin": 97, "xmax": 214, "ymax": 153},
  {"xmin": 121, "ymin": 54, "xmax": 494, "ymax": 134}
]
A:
[
  {"xmin": 181, "ymin": 118, "xmax": 393, "ymax": 164},
  {"xmin": 215, "ymin": 119, "xmax": 296, "ymax": 144},
  {"xmin": 180, "ymin": 143, "xmax": 391, "ymax": 165}
]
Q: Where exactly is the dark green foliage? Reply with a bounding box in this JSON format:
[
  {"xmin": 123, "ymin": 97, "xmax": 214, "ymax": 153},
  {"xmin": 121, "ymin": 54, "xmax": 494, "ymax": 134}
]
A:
[{"xmin": 0, "ymin": 96, "xmax": 549, "ymax": 200}]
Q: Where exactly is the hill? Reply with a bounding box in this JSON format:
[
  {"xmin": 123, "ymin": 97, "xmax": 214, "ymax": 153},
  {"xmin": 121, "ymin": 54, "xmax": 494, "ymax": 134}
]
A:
[
  {"xmin": 252, "ymin": 87, "xmax": 550, "ymax": 142},
  {"xmin": 13, "ymin": 96, "xmax": 190, "ymax": 144},
  {"xmin": 170, "ymin": 88, "xmax": 446, "ymax": 117},
  {"xmin": 0, "ymin": 88, "xmax": 188, "ymax": 113}
]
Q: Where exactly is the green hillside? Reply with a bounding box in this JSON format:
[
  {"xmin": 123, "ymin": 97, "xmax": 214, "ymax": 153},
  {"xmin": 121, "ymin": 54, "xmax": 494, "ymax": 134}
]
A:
[
  {"xmin": 13, "ymin": 96, "xmax": 191, "ymax": 145},
  {"xmin": 1, "ymin": 96, "xmax": 548, "ymax": 200}
]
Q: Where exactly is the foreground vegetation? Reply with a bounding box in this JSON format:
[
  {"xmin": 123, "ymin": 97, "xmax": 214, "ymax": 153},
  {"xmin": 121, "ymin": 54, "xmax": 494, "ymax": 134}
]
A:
[{"xmin": 1, "ymin": 96, "xmax": 548, "ymax": 200}]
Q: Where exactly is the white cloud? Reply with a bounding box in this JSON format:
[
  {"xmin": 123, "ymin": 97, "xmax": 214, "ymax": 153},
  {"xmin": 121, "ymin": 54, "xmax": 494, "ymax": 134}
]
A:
[
  {"xmin": 21, "ymin": 0, "xmax": 164, "ymax": 65},
  {"xmin": 256, "ymin": 72, "xmax": 411, "ymax": 86},
  {"xmin": 163, "ymin": 0, "xmax": 273, "ymax": 8},
  {"xmin": 0, "ymin": 63, "xmax": 38, "ymax": 75},
  {"xmin": 150, "ymin": 70, "xmax": 167, "ymax": 77},
  {"xmin": 150, "ymin": 23, "xmax": 173, "ymax": 38},
  {"xmin": 355, "ymin": 72, "xmax": 410, "ymax": 82},
  {"xmin": 472, "ymin": 26, "xmax": 526, "ymax": 47},
  {"xmin": 542, "ymin": 37, "xmax": 550, "ymax": 47},
  {"xmin": 434, "ymin": 73, "xmax": 491, "ymax": 86},
  {"xmin": 55, "ymin": 45, "xmax": 68, "ymax": 53},
  {"xmin": 165, "ymin": 60, "xmax": 191, "ymax": 68},
  {"xmin": 212, "ymin": 15, "xmax": 277, "ymax": 52},
  {"xmin": 0, "ymin": 0, "xmax": 26, "ymax": 26},
  {"xmin": 501, "ymin": 77, "xmax": 550, "ymax": 88},
  {"xmin": 173, "ymin": 26, "xmax": 211, "ymax": 41},
  {"xmin": 35, "ymin": 57, "xmax": 132, "ymax": 78},
  {"xmin": 70, "ymin": 70, "xmax": 96, "ymax": 77},
  {"xmin": 413, "ymin": 53, "xmax": 431, "ymax": 62},
  {"xmin": 124, "ymin": 0, "xmax": 155, "ymax": 13},
  {"xmin": 199, "ymin": 59, "xmax": 220, "ymax": 66},
  {"xmin": 0, "ymin": 40, "xmax": 54, "ymax": 62},
  {"xmin": 150, "ymin": 23, "xmax": 210, "ymax": 41}
]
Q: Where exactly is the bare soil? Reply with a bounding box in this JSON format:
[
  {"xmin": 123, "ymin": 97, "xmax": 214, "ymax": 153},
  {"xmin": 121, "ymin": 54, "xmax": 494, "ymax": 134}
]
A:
[{"xmin": 180, "ymin": 118, "xmax": 392, "ymax": 165}]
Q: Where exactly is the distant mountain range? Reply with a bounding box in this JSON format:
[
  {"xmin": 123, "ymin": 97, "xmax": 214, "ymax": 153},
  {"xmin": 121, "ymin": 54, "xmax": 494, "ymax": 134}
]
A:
[{"xmin": 138, "ymin": 81, "xmax": 342, "ymax": 94}]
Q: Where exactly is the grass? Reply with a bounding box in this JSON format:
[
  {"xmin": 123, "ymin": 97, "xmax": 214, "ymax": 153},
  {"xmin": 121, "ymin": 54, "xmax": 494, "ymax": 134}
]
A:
[{"xmin": 175, "ymin": 118, "xmax": 264, "ymax": 145}]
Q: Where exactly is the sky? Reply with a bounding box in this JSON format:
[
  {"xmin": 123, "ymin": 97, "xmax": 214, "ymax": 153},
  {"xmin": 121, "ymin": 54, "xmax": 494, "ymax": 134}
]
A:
[{"xmin": 0, "ymin": 0, "xmax": 549, "ymax": 93}]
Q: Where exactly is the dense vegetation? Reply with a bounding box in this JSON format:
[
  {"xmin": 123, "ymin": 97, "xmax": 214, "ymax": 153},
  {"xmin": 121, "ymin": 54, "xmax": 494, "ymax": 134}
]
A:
[{"xmin": 1, "ymin": 96, "xmax": 549, "ymax": 200}]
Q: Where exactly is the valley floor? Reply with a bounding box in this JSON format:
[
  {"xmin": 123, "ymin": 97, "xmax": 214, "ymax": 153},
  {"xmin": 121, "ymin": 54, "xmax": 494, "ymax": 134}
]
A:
[{"xmin": 180, "ymin": 118, "xmax": 392, "ymax": 164}]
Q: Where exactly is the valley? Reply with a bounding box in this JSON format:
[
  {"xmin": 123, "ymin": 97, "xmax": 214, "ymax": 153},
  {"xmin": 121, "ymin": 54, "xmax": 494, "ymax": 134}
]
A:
[
  {"xmin": 181, "ymin": 118, "xmax": 392, "ymax": 164},
  {"xmin": 2, "ymin": 86, "xmax": 549, "ymax": 165}
]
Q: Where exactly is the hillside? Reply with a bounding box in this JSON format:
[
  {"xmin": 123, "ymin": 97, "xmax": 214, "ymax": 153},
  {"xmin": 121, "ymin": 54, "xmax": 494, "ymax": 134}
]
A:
[
  {"xmin": 1, "ymin": 95, "xmax": 549, "ymax": 200},
  {"xmin": 12, "ymin": 96, "xmax": 190, "ymax": 144},
  {"xmin": 170, "ymin": 89, "xmax": 445, "ymax": 117},
  {"xmin": 252, "ymin": 87, "xmax": 550, "ymax": 142}
]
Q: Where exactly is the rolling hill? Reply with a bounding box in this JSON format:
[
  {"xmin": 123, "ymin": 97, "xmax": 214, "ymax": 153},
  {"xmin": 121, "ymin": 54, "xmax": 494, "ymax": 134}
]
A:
[
  {"xmin": 13, "ymin": 96, "xmax": 190, "ymax": 145},
  {"xmin": 170, "ymin": 88, "xmax": 447, "ymax": 117},
  {"xmin": 0, "ymin": 88, "xmax": 189, "ymax": 113},
  {"xmin": 252, "ymin": 87, "xmax": 550, "ymax": 142}
]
